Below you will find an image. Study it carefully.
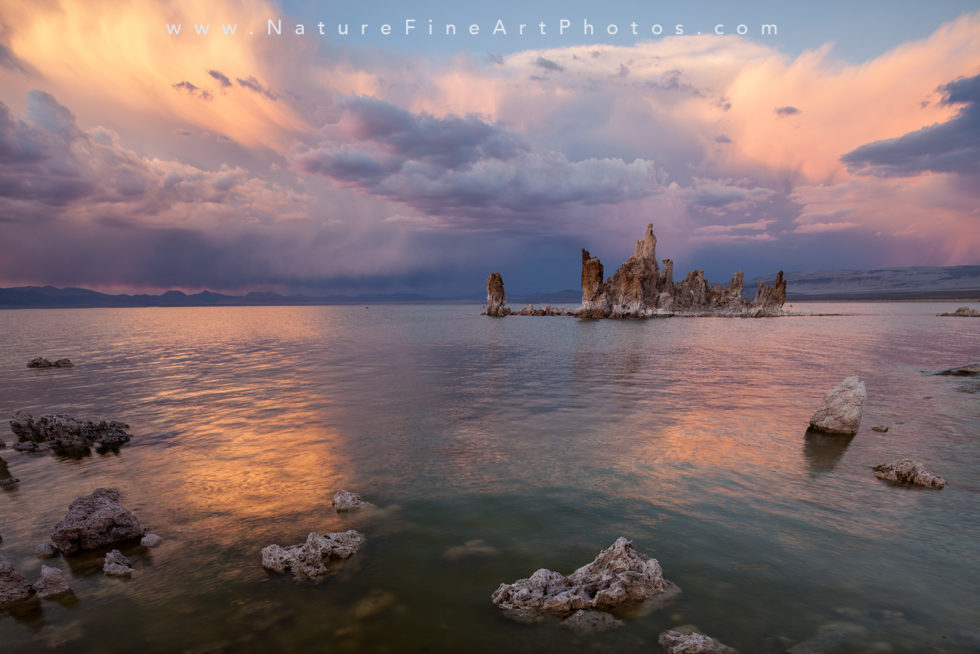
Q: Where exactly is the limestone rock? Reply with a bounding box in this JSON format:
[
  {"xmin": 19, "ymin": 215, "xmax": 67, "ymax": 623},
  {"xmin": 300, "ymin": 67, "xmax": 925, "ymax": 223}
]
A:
[
  {"xmin": 561, "ymin": 609, "xmax": 624, "ymax": 633},
  {"xmin": 808, "ymin": 377, "xmax": 866, "ymax": 435},
  {"xmin": 331, "ymin": 489, "xmax": 370, "ymax": 512},
  {"xmin": 50, "ymin": 487, "xmax": 145, "ymax": 554},
  {"xmin": 938, "ymin": 306, "xmax": 979, "ymax": 317},
  {"xmin": 491, "ymin": 537, "xmax": 676, "ymax": 624},
  {"xmin": 573, "ymin": 225, "xmax": 785, "ymax": 318},
  {"xmin": 873, "ymin": 459, "xmax": 946, "ymax": 488},
  {"xmin": 141, "ymin": 533, "xmax": 162, "ymax": 547},
  {"xmin": 9, "ymin": 411, "xmax": 132, "ymax": 453},
  {"xmin": 0, "ymin": 555, "xmax": 35, "ymax": 607},
  {"xmin": 27, "ymin": 357, "xmax": 74, "ymax": 368},
  {"xmin": 103, "ymin": 549, "xmax": 134, "ymax": 577},
  {"xmin": 659, "ymin": 625, "xmax": 738, "ymax": 653},
  {"xmin": 486, "ymin": 272, "xmax": 508, "ymax": 317},
  {"xmin": 261, "ymin": 530, "xmax": 365, "ymax": 580},
  {"xmin": 35, "ymin": 543, "xmax": 59, "ymax": 559},
  {"xmin": 34, "ymin": 565, "xmax": 72, "ymax": 599}
]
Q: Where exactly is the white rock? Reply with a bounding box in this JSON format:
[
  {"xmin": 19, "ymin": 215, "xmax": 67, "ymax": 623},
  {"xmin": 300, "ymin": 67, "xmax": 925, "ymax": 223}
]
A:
[
  {"xmin": 809, "ymin": 376, "xmax": 866, "ymax": 435},
  {"xmin": 331, "ymin": 489, "xmax": 370, "ymax": 512},
  {"xmin": 103, "ymin": 549, "xmax": 134, "ymax": 577},
  {"xmin": 34, "ymin": 565, "xmax": 72, "ymax": 599},
  {"xmin": 659, "ymin": 625, "xmax": 738, "ymax": 653},
  {"xmin": 873, "ymin": 459, "xmax": 946, "ymax": 488},
  {"xmin": 261, "ymin": 530, "xmax": 365, "ymax": 580},
  {"xmin": 141, "ymin": 533, "xmax": 162, "ymax": 547}
]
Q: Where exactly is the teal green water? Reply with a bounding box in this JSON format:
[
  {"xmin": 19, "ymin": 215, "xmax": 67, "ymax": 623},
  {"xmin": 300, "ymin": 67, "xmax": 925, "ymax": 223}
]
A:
[{"xmin": 0, "ymin": 303, "xmax": 977, "ymax": 652}]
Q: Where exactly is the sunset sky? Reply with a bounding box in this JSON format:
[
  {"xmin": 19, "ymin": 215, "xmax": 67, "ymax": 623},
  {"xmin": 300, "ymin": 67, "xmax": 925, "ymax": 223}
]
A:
[{"xmin": 0, "ymin": 0, "xmax": 977, "ymax": 296}]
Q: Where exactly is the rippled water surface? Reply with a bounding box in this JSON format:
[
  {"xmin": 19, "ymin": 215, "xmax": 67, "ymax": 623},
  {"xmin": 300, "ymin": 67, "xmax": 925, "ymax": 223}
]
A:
[{"xmin": 0, "ymin": 303, "xmax": 978, "ymax": 652}]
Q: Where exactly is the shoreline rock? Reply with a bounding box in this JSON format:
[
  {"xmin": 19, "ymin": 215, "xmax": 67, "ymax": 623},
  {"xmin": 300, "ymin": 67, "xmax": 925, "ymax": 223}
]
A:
[
  {"xmin": 50, "ymin": 487, "xmax": 145, "ymax": 555},
  {"xmin": 27, "ymin": 357, "xmax": 74, "ymax": 369},
  {"xmin": 331, "ymin": 489, "xmax": 370, "ymax": 513},
  {"xmin": 659, "ymin": 625, "xmax": 738, "ymax": 653},
  {"xmin": 808, "ymin": 376, "xmax": 866, "ymax": 436},
  {"xmin": 491, "ymin": 537, "xmax": 678, "ymax": 627},
  {"xmin": 261, "ymin": 530, "xmax": 365, "ymax": 580},
  {"xmin": 10, "ymin": 411, "xmax": 132, "ymax": 454},
  {"xmin": 484, "ymin": 225, "xmax": 786, "ymax": 319},
  {"xmin": 873, "ymin": 459, "xmax": 946, "ymax": 489}
]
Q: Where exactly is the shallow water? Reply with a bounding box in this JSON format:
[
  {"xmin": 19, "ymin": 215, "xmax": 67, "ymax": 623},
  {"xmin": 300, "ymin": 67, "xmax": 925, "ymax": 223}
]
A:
[{"xmin": 0, "ymin": 302, "xmax": 977, "ymax": 653}]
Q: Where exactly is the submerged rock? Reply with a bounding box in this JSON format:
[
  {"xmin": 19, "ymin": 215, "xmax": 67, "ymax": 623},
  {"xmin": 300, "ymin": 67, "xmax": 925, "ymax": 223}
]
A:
[
  {"xmin": 561, "ymin": 609, "xmax": 624, "ymax": 633},
  {"xmin": 35, "ymin": 543, "xmax": 59, "ymax": 559},
  {"xmin": 103, "ymin": 550, "xmax": 134, "ymax": 577},
  {"xmin": 937, "ymin": 306, "xmax": 979, "ymax": 317},
  {"xmin": 871, "ymin": 425, "xmax": 889, "ymax": 433},
  {"xmin": 50, "ymin": 488, "xmax": 145, "ymax": 554},
  {"xmin": 27, "ymin": 357, "xmax": 74, "ymax": 368},
  {"xmin": 486, "ymin": 272, "xmax": 508, "ymax": 317},
  {"xmin": 659, "ymin": 625, "xmax": 738, "ymax": 653},
  {"xmin": 261, "ymin": 530, "xmax": 365, "ymax": 580},
  {"xmin": 0, "ymin": 456, "xmax": 18, "ymax": 487},
  {"xmin": 933, "ymin": 363, "xmax": 980, "ymax": 377},
  {"xmin": 873, "ymin": 459, "xmax": 946, "ymax": 489},
  {"xmin": 34, "ymin": 565, "xmax": 72, "ymax": 599},
  {"xmin": 350, "ymin": 590, "xmax": 398, "ymax": 620},
  {"xmin": 9, "ymin": 411, "xmax": 132, "ymax": 454},
  {"xmin": 0, "ymin": 555, "xmax": 35, "ymax": 607},
  {"xmin": 140, "ymin": 533, "xmax": 162, "ymax": 548},
  {"xmin": 442, "ymin": 539, "xmax": 498, "ymax": 561},
  {"xmin": 491, "ymin": 537, "xmax": 677, "ymax": 626},
  {"xmin": 331, "ymin": 489, "xmax": 370, "ymax": 512},
  {"xmin": 808, "ymin": 377, "xmax": 866, "ymax": 435},
  {"xmin": 787, "ymin": 621, "xmax": 868, "ymax": 654}
]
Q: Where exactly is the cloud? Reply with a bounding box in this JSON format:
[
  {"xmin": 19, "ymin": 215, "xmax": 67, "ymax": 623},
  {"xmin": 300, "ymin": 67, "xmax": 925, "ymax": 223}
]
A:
[
  {"xmin": 840, "ymin": 73, "xmax": 980, "ymax": 176},
  {"xmin": 715, "ymin": 135, "xmax": 733, "ymax": 144},
  {"xmin": 293, "ymin": 97, "xmax": 665, "ymax": 221},
  {"xmin": 774, "ymin": 105, "xmax": 800, "ymax": 116},
  {"xmin": 208, "ymin": 69, "xmax": 232, "ymax": 87},
  {"xmin": 172, "ymin": 81, "xmax": 212, "ymax": 100},
  {"xmin": 534, "ymin": 57, "xmax": 564, "ymax": 73},
  {"xmin": 236, "ymin": 75, "xmax": 277, "ymax": 100}
]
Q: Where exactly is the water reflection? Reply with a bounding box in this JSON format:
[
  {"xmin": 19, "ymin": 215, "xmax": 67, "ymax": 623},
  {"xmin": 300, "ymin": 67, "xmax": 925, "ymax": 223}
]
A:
[{"xmin": 802, "ymin": 429, "xmax": 855, "ymax": 473}]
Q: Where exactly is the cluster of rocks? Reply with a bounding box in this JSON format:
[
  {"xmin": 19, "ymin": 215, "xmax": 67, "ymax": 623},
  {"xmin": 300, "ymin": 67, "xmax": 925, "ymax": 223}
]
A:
[
  {"xmin": 485, "ymin": 225, "xmax": 787, "ymax": 319},
  {"xmin": 937, "ymin": 306, "xmax": 979, "ymax": 317},
  {"xmin": 1, "ymin": 487, "xmax": 161, "ymax": 609},
  {"xmin": 807, "ymin": 376, "xmax": 948, "ymax": 489},
  {"xmin": 491, "ymin": 537, "xmax": 679, "ymax": 629},
  {"xmin": 27, "ymin": 357, "xmax": 74, "ymax": 369},
  {"xmin": 9, "ymin": 411, "xmax": 132, "ymax": 454}
]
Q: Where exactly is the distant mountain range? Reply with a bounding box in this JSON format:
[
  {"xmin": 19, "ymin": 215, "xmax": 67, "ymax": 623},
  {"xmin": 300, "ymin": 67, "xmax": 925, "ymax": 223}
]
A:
[
  {"xmin": 1, "ymin": 265, "xmax": 977, "ymax": 308},
  {"xmin": 748, "ymin": 265, "xmax": 980, "ymax": 301}
]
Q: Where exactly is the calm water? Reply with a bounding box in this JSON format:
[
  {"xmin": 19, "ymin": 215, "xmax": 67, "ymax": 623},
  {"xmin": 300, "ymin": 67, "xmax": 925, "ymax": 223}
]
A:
[{"xmin": 0, "ymin": 302, "xmax": 977, "ymax": 653}]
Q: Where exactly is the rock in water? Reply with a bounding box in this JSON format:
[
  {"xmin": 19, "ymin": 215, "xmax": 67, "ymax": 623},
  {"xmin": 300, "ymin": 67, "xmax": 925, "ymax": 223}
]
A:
[
  {"xmin": 491, "ymin": 537, "xmax": 677, "ymax": 625},
  {"xmin": 933, "ymin": 363, "xmax": 980, "ymax": 377},
  {"xmin": 561, "ymin": 609, "xmax": 624, "ymax": 633},
  {"xmin": 34, "ymin": 566, "xmax": 72, "ymax": 599},
  {"xmin": 0, "ymin": 555, "xmax": 35, "ymax": 607},
  {"xmin": 261, "ymin": 530, "xmax": 365, "ymax": 580},
  {"xmin": 486, "ymin": 272, "xmax": 508, "ymax": 316},
  {"xmin": 35, "ymin": 543, "xmax": 59, "ymax": 559},
  {"xmin": 103, "ymin": 550, "xmax": 134, "ymax": 577},
  {"xmin": 808, "ymin": 376, "xmax": 866, "ymax": 435},
  {"xmin": 331, "ymin": 489, "xmax": 370, "ymax": 512},
  {"xmin": 9, "ymin": 411, "xmax": 132, "ymax": 453},
  {"xmin": 27, "ymin": 357, "xmax": 74, "ymax": 368},
  {"xmin": 937, "ymin": 306, "xmax": 979, "ymax": 317},
  {"xmin": 50, "ymin": 488, "xmax": 145, "ymax": 554},
  {"xmin": 140, "ymin": 533, "xmax": 162, "ymax": 547},
  {"xmin": 659, "ymin": 626, "xmax": 738, "ymax": 653},
  {"xmin": 873, "ymin": 459, "xmax": 946, "ymax": 488}
]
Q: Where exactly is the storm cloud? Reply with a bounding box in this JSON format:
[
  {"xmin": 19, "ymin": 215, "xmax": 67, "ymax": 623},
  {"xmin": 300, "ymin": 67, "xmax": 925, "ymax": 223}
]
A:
[{"xmin": 841, "ymin": 73, "xmax": 980, "ymax": 176}]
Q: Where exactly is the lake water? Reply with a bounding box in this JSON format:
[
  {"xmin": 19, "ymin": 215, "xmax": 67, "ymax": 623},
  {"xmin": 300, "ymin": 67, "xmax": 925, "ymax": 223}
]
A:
[{"xmin": 0, "ymin": 302, "xmax": 977, "ymax": 653}]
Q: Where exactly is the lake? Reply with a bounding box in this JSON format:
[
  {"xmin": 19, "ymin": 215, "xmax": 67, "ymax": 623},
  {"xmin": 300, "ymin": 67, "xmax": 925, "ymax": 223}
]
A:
[{"xmin": 0, "ymin": 302, "xmax": 977, "ymax": 652}]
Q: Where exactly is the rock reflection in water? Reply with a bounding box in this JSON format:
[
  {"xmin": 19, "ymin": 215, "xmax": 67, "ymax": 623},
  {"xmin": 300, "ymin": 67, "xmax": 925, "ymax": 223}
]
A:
[{"xmin": 803, "ymin": 429, "xmax": 855, "ymax": 473}]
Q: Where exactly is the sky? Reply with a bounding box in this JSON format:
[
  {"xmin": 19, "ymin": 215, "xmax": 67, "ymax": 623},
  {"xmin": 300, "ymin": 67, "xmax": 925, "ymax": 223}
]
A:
[{"xmin": 0, "ymin": 0, "xmax": 978, "ymax": 296}]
